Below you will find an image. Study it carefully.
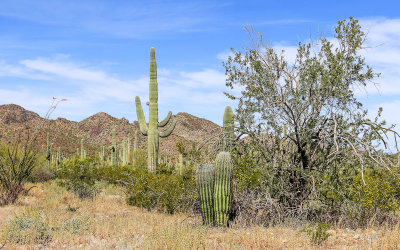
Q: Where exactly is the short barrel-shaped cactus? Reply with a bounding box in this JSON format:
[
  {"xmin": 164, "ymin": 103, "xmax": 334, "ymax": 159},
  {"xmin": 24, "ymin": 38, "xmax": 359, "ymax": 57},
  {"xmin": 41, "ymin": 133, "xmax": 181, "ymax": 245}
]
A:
[
  {"xmin": 196, "ymin": 151, "xmax": 233, "ymax": 227},
  {"xmin": 196, "ymin": 163, "xmax": 215, "ymax": 226}
]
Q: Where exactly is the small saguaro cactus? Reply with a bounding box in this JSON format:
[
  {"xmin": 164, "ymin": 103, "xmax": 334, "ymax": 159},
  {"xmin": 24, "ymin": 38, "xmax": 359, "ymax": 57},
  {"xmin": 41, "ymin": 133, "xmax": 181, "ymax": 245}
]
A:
[
  {"xmin": 196, "ymin": 152, "xmax": 234, "ymax": 227},
  {"xmin": 178, "ymin": 153, "xmax": 184, "ymax": 175},
  {"xmin": 213, "ymin": 152, "xmax": 234, "ymax": 226},
  {"xmin": 135, "ymin": 47, "xmax": 177, "ymax": 172},
  {"xmin": 80, "ymin": 138, "xmax": 85, "ymax": 160},
  {"xmin": 196, "ymin": 163, "xmax": 215, "ymax": 226},
  {"xmin": 111, "ymin": 128, "xmax": 117, "ymax": 165},
  {"xmin": 222, "ymin": 106, "xmax": 234, "ymax": 152}
]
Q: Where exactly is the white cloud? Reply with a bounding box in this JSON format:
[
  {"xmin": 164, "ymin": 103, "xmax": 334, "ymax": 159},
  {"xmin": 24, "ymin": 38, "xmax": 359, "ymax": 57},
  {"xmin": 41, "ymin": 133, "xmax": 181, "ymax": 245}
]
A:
[
  {"xmin": 0, "ymin": 60, "xmax": 50, "ymax": 80},
  {"xmin": 178, "ymin": 69, "xmax": 226, "ymax": 88},
  {"xmin": 272, "ymin": 44, "xmax": 298, "ymax": 65},
  {"xmin": 0, "ymin": 0, "xmax": 222, "ymax": 38},
  {"xmin": 0, "ymin": 56, "xmax": 234, "ymax": 125},
  {"xmin": 20, "ymin": 57, "xmax": 145, "ymax": 102},
  {"xmin": 217, "ymin": 50, "xmax": 233, "ymax": 61}
]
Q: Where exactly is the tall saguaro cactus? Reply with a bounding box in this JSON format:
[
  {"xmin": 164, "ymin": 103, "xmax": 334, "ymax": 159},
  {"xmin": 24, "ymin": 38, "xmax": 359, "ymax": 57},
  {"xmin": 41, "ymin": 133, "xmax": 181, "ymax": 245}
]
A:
[{"xmin": 135, "ymin": 47, "xmax": 177, "ymax": 172}]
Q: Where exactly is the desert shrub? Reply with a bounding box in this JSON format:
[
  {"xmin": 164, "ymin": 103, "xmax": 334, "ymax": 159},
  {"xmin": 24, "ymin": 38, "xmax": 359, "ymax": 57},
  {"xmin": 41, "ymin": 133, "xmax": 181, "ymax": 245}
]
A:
[
  {"xmin": 60, "ymin": 216, "xmax": 91, "ymax": 234},
  {"xmin": 56, "ymin": 156, "xmax": 101, "ymax": 199},
  {"xmin": 29, "ymin": 155, "xmax": 56, "ymax": 183},
  {"xmin": 302, "ymin": 222, "xmax": 331, "ymax": 245},
  {"xmin": 0, "ymin": 142, "xmax": 38, "ymax": 205},
  {"xmin": 1, "ymin": 212, "xmax": 53, "ymax": 245},
  {"xmin": 131, "ymin": 148, "xmax": 147, "ymax": 168},
  {"xmin": 123, "ymin": 167, "xmax": 196, "ymax": 214},
  {"xmin": 98, "ymin": 164, "xmax": 134, "ymax": 185},
  {"xmin": 350, "ymin": 168, "xmax": 400, "ymax": 212}
]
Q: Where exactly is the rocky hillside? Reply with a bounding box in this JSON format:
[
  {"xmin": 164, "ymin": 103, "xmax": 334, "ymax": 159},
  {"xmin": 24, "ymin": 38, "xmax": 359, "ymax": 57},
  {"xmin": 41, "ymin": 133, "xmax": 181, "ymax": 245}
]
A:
[{"xmin": 0, "ymin": 104, "xmax": 221, "ymax": 160}]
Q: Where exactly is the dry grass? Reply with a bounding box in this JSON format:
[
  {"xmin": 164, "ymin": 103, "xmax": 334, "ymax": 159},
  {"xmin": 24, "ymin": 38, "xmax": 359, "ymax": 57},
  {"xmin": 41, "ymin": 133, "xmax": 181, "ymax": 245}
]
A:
[{"xmin": 0, "ymin": 182, "xmax": 400, "ymax": 249}]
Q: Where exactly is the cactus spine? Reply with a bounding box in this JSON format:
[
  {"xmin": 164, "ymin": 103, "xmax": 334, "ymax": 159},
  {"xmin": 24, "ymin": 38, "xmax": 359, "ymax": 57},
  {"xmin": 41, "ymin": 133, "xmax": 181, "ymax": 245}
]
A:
[
  {"xmin": 214, "ymin": 152, "xmax": 234, "ymax": 226},
  {"xmin": 196, "ymin": 164, "xmax": 215, "ymax": 226},
  {"xmin": 135, "ymin": 47, "xmax": 177, "ymax": 172},
  {"xmin": 223, "ymin": 106, "xmax": 234, "ymax": 152}
]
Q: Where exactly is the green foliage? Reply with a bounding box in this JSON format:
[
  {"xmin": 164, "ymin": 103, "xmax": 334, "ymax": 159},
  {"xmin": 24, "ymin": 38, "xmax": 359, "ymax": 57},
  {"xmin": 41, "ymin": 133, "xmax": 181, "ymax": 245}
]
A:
[
  {"xmin": 350, "ymin": 168, "xmax": 400, "ymax": 212},
  {"xmin": 2, "ymin": 212, "xmax": 53, "ymax": 245},
  {"xmin": 123, "ymin": 167, "xmax": 196, "ymax": 214},
  {"xmin": 223, "ymin": 17, "xmax": 398, "ymax": 216},
  {"xmin": 29, "ymin": 155, "xmax": 56, "ymax": 183},
  {"xmin": 231, "ymin": 146, "xmax": 263, "ymax": 193},
  {"xmin": 131, "ymin": 148, "xmax": 147, "ymax": 169},
  {"xmin": 61, "ymin": 216, "xmax": 91, "ymax": 234},
  {"xmin": 0, "ymin": 142, "xmax": 38, "ymax": 205},
  {"xmin": 56, "ymin": 156, "xmax": 101, "ymax": 199},
  {"xmin": 302, "ymin": 223, "xmax": 331, "ymax": 245}
]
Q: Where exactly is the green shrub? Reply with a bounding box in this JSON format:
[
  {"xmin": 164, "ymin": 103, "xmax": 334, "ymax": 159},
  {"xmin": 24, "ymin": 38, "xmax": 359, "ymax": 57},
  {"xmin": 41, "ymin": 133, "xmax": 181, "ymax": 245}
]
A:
[
  {"xmin": 123, "ymin": 167, "xmax": 196, "ymax": 214},
  {"xmin": 302, "ymin": 222, "xmax": 331, "ymax": 245},
  {"xmin": 0, "ymin": 143, "xmax": 38, "ymax": 205},
  {"xmin": 29, "ymin": 155, "xmax": 56, "ymax": 183},
  {"xmin": 61, "ymin": 216, "xmax": 91, "ymax": 234},
  {"xmin": 350, "ymin": 168, "xmax": 400, "ymax": 212},
  {"xmin": 56, "ymin": 156, "xmax": 101, "ymax": 199},
  {"xmin": 2, "ymin": 212, "xmax": 53, "ymax": 245}
]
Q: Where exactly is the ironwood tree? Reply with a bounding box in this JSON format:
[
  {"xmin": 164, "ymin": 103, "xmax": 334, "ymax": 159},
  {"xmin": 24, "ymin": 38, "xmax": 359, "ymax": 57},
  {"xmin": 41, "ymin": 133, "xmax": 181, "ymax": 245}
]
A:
[{"xmin": 223, "ymin": 18, "xmax": 399, "ymax": 213}]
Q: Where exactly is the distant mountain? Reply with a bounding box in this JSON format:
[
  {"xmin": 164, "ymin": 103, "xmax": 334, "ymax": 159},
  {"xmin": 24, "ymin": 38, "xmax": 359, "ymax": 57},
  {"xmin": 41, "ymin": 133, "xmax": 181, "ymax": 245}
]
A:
[{"xmin": 0, "ymin": 104, "xmax": 221, "ymax": 160}]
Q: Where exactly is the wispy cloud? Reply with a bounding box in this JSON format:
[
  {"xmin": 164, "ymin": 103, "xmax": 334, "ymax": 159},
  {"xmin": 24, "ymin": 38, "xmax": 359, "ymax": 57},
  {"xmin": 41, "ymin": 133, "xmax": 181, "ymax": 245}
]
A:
[
  {"xmin": 252, "ymin": 19, "xmax": 312, "ymax": 26},
  {"xmin": 0, "ymin": 0, "xmax": 224, "ymax": 38},
  {"xmin": 0, "ymin": 55, "xmax": 233, "ymax": 124}
]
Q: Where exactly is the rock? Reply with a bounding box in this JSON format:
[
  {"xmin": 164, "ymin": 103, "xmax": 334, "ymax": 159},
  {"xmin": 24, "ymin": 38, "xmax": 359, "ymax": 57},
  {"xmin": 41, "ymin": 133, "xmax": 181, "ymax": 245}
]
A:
[
  {"xmin": 371, "ymin": 230, "xmax": 378, "ymax": 240},
  {"xmin": 326, "ymin": 229, "xmax": 336, "ymax": 236}
]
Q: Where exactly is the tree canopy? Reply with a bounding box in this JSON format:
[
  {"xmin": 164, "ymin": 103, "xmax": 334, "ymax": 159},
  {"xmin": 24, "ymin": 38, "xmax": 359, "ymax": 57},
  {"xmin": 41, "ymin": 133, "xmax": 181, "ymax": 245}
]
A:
[{"xmin": 224, "ymin": 17, "xmax": 400, "ymax": 210}]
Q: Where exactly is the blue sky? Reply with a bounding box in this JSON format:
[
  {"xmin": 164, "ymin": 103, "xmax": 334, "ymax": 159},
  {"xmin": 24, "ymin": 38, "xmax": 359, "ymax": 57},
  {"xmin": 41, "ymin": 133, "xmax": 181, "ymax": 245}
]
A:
[{"xmin": 0, "ymin": 0, "xmax": 400, "ymax": 132}]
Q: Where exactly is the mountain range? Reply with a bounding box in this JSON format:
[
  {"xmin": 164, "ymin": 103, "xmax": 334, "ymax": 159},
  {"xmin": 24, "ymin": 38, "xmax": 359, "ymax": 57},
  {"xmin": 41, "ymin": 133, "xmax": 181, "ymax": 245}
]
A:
[{"xmin": 0, "ymin": 104, "xmax": 221, "ymax": 160}]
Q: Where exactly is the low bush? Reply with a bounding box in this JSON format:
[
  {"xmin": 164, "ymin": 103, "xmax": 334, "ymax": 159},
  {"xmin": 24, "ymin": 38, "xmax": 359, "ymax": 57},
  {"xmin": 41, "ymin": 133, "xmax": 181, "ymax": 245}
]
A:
[
  {"xmin": 61, "ymin": 216, "xmax": 92, "ymax": 234},
  {"xmin": 0, "ymin": 142, "xmax": 38, "ymax": 205},
  {"xmin": 56, "ymin": 156, "xmax": 101, "ymax": 199},
  {"xmin": 1, "ymin": 212, "xmax": 53, "ymax": 245},
  {"xmin": 121, "ymin": 167, "xmax": 196, "ymax": 214},
  {"xmin": 350, "ymin": 168, "xmax": 400, "ymax": 213},
  {"xmin": 302, "ymin": 222, "xmax": 331, "ymax": 245},
  {"xmin": 29, "ymin": 155, "xmax": 56, "ymax": 183}
]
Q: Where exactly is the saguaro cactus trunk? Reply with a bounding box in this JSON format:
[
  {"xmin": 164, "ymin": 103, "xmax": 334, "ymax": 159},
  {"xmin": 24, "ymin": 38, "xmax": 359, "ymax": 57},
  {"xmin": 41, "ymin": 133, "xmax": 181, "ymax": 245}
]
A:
[
  {"xmin": 196, "ymin": 164, "xmax": 215, "ymax": 226},
  {"xmin": 223, "ymin": 106, "xmax": 234, "ymax": 152},
  {"xmin": 135, "ymin": 48, "xmax": 177, "ymax": 172},
  {"xmin": 111, "ymin": 128, "xmax": 117, "ymax": 165},
  {"xmin": 214, "ymin": 152, "xmax": 234, "ymax": 226}
]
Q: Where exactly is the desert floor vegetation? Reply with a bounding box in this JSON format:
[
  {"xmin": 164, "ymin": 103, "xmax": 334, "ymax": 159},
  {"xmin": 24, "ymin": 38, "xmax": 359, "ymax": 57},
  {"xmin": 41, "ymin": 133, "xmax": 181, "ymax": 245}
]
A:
[{"xmin": 0, "ymin": 181, "xmax": 399, "ymax": 249}]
